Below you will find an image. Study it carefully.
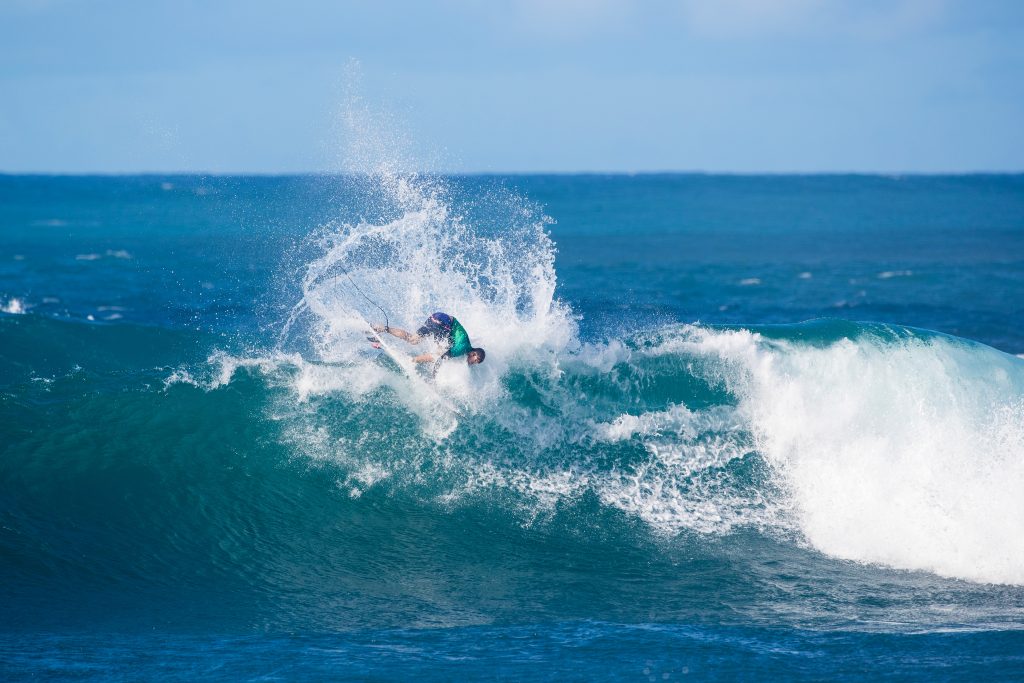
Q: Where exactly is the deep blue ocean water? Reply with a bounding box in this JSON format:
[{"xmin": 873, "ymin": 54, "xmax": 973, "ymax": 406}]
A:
[{"xmin": 2, "ymin": 173, "xmax": 1024, "ymax": 680}]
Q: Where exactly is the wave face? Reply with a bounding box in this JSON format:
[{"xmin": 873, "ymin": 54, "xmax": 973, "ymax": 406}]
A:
[
  {"xmin": 203, "ymin": 320, "xmax": 1024, "ymax": 586},
  {"xmin": 3, "ymin": 172, "xmax": 1024, "ymax": 647},
  {"xmin": 4, "ymin": 313, "xmax": 1024, "ymax": 636}
]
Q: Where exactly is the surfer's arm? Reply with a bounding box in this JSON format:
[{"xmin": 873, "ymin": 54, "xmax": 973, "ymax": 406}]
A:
[
  {"xmin": 416, "ymin": 349, "xmax": 451, "ymax": 368},
  {"xmin": 372, "ymin": 324, "xmax": 422, "ymax": 344}
]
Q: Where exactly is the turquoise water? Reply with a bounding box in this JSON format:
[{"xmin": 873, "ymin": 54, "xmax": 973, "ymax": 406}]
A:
[{"xmin": 2, "ymin": 174, "xmax": 1024, "ymax": 679}]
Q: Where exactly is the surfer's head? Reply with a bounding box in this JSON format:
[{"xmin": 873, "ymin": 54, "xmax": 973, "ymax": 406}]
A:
[{"xmin": 467, "ymin": 348, "xmax": 486, "ymax": 365}]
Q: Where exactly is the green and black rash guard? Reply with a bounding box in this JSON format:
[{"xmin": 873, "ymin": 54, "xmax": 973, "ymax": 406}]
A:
[
  {"xmin": 418, "ymin": 312, "xmax": 473, "ymax": 359},
  {"xmin": 445, "ymin": 317, "xmax": 472, "ymax": 358}
]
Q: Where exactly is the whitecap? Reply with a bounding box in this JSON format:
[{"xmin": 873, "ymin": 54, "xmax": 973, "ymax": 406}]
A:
[
  {"xmin": 878, "ymin": 270, "xmax": 913, "ymax": 279},
  {"xmin": 1, "ymin": 297, "xmax": 27, "ymax": 314}
]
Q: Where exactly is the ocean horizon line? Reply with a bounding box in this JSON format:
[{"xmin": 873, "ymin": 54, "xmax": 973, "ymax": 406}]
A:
[{"xmin": 2, "ymin": 169, "xmax": 1023, "ymax": 178}]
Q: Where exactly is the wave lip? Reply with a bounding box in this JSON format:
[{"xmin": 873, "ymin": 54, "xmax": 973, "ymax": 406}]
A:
[{"xmin": 667, "ymin": 322, "xmax": 1024, "ymax": 585}]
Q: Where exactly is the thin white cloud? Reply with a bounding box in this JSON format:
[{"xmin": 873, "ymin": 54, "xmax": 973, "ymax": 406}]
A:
[
  {"xmin": 454, "ymin": 0, "xmax": 949, "ymax": 42},
  {"xmin": 492, "ymin": 0, "xmax": 636, "ymax": 39},
  {"xmin": 676, "ymin": 0, "xmax": 948, "ymax": 40},
  {"xmin": 677, "ymin": 0, "xmax": 827, "ymax": 38}
]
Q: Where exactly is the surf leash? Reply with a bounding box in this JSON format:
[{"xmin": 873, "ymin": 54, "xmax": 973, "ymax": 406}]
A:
[{"xmin": 340, "ymin": 267, "xmax": 391, "ymax": 332}]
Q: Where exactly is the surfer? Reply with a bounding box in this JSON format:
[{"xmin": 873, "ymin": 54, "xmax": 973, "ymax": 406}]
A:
[{"xmin": 372, "ymin": 312, "xmax": 486, "ymax": 366}]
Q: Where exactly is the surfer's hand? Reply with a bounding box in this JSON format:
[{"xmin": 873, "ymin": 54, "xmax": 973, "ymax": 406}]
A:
[{"xmin": 372, "ymin": 323, "xmax": 385, "ymax": 333}]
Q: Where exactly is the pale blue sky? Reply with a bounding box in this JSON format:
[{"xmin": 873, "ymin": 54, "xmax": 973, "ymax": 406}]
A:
[{"xmin": 1, "ymin": 0, "xmax": 1022, "ymax": 173}]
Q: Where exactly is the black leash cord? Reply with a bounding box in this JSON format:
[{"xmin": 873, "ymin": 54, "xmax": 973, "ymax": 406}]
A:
[{"xmin": 341, "ymin": 268, "xmax": 390, "ymax": 331}]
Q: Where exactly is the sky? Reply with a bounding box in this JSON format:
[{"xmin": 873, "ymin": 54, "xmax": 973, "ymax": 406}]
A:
[{"xmin": 1, "ymin": 0, "xmax": 1022, "ymax": 173}]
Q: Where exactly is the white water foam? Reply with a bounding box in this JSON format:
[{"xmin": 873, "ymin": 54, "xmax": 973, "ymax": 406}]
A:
[
  {"xmin": 660, "ymin": 325, "xmax": 1024, "ymax": 585},
  {"xmin": 878, "ymin": 269, "xmax": 913, "ymax": 279}
]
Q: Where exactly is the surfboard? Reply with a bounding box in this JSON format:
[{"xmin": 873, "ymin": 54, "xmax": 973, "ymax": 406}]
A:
[{"xmin": 357, "ymin": 314, "xmax": 457, "ymax": 413}]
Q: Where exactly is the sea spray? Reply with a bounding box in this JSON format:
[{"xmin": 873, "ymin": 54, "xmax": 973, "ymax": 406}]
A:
[{"xmin": 280, "ymin": 85, "xmax": 577, "ymax": 425}]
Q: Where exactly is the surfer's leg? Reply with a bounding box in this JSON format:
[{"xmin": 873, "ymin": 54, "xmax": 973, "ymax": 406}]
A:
[{"xmin": 416, "ymin": 318, "xmax": 450, "ymax": 344}]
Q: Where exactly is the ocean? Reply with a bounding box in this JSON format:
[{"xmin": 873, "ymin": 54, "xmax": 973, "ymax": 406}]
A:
[{"xmin": 2, "ymin": 173, "xmax": 1023, "ymax": 680}]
